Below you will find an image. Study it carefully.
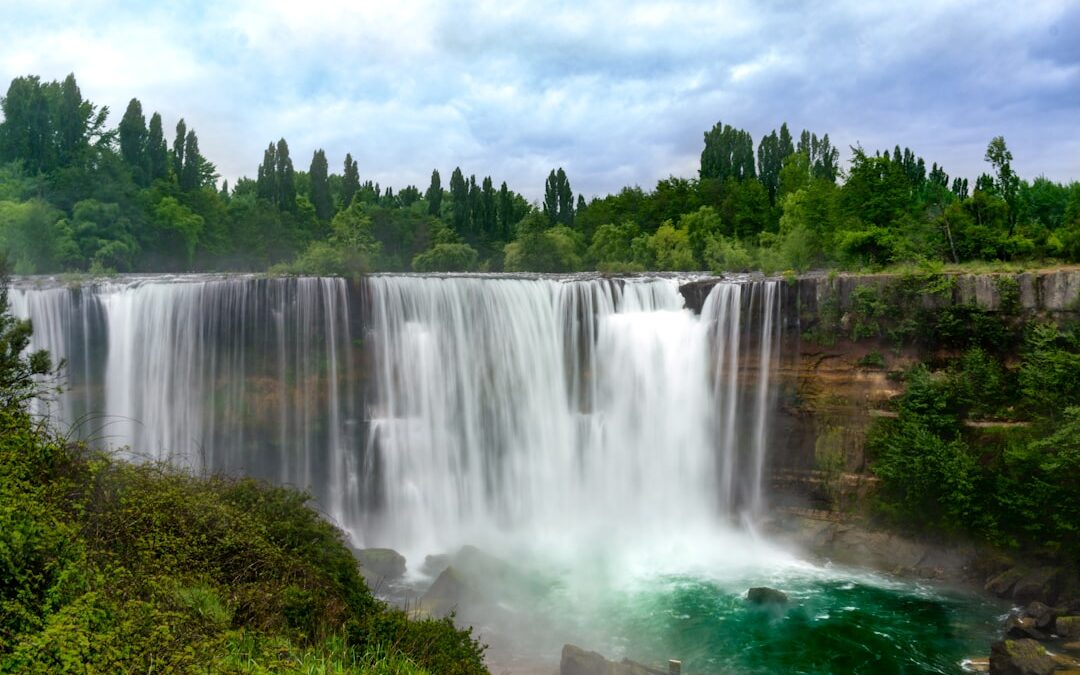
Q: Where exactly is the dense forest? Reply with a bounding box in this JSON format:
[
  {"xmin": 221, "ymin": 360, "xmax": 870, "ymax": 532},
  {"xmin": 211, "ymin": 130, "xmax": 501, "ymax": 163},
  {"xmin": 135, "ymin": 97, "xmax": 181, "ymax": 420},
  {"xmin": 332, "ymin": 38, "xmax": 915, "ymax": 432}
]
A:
[{"xmin": 1, "ymin": 72, "xmax": 1078, "ymax": 275}]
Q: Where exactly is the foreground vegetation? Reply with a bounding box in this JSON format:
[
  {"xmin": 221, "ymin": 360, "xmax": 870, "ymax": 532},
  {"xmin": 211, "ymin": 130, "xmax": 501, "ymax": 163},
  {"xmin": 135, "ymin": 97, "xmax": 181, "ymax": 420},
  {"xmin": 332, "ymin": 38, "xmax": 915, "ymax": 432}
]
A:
[
  {"xmin": 804, "ymin": 270, "xmax": 1080, "ymax": 561},
  {"xmin": 0, "ymin": 279, "xmax": 488, "ymax": 673},
  {"xmin": 1, "ymin": 73, "xmax": 1077, "ymax": 277}
]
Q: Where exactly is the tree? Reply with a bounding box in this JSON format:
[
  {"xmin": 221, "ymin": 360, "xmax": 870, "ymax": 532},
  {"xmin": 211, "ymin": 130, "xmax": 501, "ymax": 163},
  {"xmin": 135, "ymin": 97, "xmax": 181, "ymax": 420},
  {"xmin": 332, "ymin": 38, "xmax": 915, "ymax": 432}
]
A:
[
  {"xmin": 118, "ymin": 98, "xmax": 148, "ymax": 185},
  {"xmin": 504, "ymin": 213, "xmax": 584, "ymax": 272},
  {"xmin": 556, "ymin": 168, "xmax": 574, "ymax": 227},
  {"xmin": 425, "ymin": 169, "xmax": 442, "ymax": 217},
  {"xmin": 179, "ymin": 130, "xmax": 202, "ymax": 191},
  {"xmin": 543, "ymin": 170, "xmax": 558, "ymax": 225},
  {"xmin": 647, "ymin": 221, "xmax": 696, "ymax": 270},
  {"xmin": 341, "ymin": 153, "xmax": 359, "ymax": 209},
  {"xmin": 412, "ymin": 242, "xmax": 479, "ymax": 272},
  {"xmin": 309, "ymin": 149, "xmax": 331, "ymax": 221},
  {"xmin": 257, "ymin": 143, "xmax": 277, "ymax": 202},
  {"xmin": 147, "ymin": 112, "xmax": 169, "ymax": 182},
  {"xmin": 479, "ymin": 176, "xmax": 496, "ymax": 241},
  {"xmin": 172, "ymin": 119, "xmax": 186, "ymax": 178},
  {"xmin": 985, "ymin": 136, "xmax": 1019, "ymax": 227},
  {"xmin": 700, "ymin": 122, "xmax": 755, "ymax": 182},
  {"xmin": 449, "ymin": 167, "xmax": 468, "ymax": 235},
  {"xmin": 275, "ymin": 139, "xmax": 296, "ymax": 211}
]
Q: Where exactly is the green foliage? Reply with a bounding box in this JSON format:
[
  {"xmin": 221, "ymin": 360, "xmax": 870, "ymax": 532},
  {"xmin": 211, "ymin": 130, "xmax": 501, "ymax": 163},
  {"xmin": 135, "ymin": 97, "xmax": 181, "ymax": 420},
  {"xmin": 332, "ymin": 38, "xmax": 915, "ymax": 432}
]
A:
[
  {"xmin": 868, "ymin": 313, "xmax": 1080, "ymax": 559},
  {"xmin": 646, "ymin": 221, "xmax": 696, "ymax": 271},
  {"xmin": 589, "ymin": 221, "xmax": 642, "ymax": 266},
  {"xmin": 869, "ymin": 418, "xmax": 977, "ymax": 529},
  {"xmin": 2, "ymin": 72, "xmax": 1079, "ymax": 273},
  {"xmin": 503, "ymin": 214, "xmax": 584, "ymax": 272},
  {"xmin": 1018, "ymin": 322, "xmax": 1080, "ymax": 422},
  {"xmin": 849, "ymin": 285, "xmax": 887, "ymax": 340},
  {"xmin": 703, "ymin": 234, "xmax": 753, "ymax": 272},
  {"xmin": 412, "ymin": 243, "xmax": 479, "ymax": 272}
]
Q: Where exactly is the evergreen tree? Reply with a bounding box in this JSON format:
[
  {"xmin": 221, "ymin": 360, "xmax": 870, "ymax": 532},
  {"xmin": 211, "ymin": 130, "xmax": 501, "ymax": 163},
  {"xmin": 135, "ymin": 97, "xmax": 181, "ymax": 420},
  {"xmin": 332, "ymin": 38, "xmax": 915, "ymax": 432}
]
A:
[
  {"xmin": 341, "ymin": 153, "xmax": 359, "ymax": 209},
  {"xmin": 309, "ymin": 149, "xmax": 332, "ymax": 220},
  {"xmin": 147, "ymin": 112, "xmax": 169, "ymax": 182},
  {"xmin": 118, "ymin": 98, "xmax": 149, "ymax": 185},
  {"xmin": 425, "ymin": 169, "xmax": 442, "ymax": 216},
  {"xmin": 576, "ymin": 194, "xmax": 587, "ymax": 216}
]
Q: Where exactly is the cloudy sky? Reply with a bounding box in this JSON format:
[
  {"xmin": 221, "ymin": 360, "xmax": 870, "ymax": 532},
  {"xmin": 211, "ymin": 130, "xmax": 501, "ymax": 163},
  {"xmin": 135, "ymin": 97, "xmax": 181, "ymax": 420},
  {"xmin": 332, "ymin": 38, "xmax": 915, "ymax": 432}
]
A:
[{"xmin": 1, "ymin": 0, "xmax": 1077, "ymax": 200}]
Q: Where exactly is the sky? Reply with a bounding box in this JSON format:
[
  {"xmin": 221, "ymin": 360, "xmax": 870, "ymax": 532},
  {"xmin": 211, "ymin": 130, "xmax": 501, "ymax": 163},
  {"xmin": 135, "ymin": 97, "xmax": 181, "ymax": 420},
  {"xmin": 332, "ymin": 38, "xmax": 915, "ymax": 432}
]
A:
[{"xmin": 1, "ymin": 0, "xmax": 1078, "ymax": 201}]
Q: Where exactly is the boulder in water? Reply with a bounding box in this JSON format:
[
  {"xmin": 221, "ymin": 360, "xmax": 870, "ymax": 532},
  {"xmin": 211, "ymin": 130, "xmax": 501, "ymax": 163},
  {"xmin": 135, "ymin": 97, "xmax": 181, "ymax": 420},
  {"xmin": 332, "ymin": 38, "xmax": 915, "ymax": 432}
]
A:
[
  {"xmin": 1011, "ymin": 567, "xmax": 1064, "ymax": 606},
  {"xmin": 559, "ymin": 644, "xmax": 657, "ymax": 675},
  {"xmin": 1004, "ymin": 614, "xmax": 1048, "ymax": 641},
  {"xmin": 354, "ymin": 547, "xmax": 406, "ymax": 583},
  {"xmin": 1022, "ymin": 601, "xmax": 1059, "ymax": 631},
  {"xmin": 420, "ymin": 553, "xmax": 451, "ymax": 577},
  {"xmin": 419, "ymin": 566, "xmax": 485, "ymax": 618},
  {"xmin": 747, "ymin": 587, "xmax": 789, "ymax": 604},
  {"xmin": 989, "ymin": 639, "xmax": 1056, "ymax": 675},
  {"xmin": 1057, "ymin": 616, "xmax": 1080, "ymax": 639}
]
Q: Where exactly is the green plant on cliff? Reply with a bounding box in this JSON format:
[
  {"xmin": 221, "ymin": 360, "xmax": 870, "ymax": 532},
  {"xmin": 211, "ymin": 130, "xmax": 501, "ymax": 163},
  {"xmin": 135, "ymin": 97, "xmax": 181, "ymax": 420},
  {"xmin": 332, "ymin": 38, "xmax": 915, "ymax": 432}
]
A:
[
  {"xmin": 869, "ymin": 317, "xmax": 1080, "ymax": 560},
  {"xmin": 0, "ymin": 273, "xmax": 488, "ymax": 673}
]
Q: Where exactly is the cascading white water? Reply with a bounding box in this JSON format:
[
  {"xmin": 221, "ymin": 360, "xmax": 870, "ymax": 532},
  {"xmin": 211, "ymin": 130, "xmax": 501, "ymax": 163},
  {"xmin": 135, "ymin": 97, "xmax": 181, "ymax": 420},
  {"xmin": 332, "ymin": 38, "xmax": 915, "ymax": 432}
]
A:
[
  {"xmin": 10, "ymin": 274, "xmax": 780, "ymax": 556},
  {"xmin": 363, "ymin": 275, "xmax": 780, "ymax": 556},
  {"xmin": 9, "ymin": 276, "xmax": 364, "ymax": 530}
]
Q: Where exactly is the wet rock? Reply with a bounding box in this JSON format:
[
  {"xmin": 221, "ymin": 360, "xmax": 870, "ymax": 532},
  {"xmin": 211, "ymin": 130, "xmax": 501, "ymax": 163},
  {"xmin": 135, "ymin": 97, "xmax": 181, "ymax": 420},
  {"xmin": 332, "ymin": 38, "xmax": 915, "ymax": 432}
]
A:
[
  {"xmin": 1023, "ymin": 601, "xmax": 1059, "ymax": 631},
  {"xmin": 747, "ymin": 587, "xmax": 789, "ymax": 604},
  {"xmin": 1004, "ymin": 614, "xmax": 1048, "ymax": 641},
  {"xmin": 989, "ymin": 639, "xmax": 1057, "ymax": 675},
  {"xmin": 419, "ymin": 566, "xmax": 485, "ymax": 618},
  {"xmin": 986, "ymin": 568, "xmax": 1025, "ymax": 598},
  {"xmin": 560, "ymin": 644, "xmax": 656, "ymax": 675},
  {"xmin": 1058, "ymin": 616, "xmax": 1080, "ymax": 639},
  {"xmin": 420, "ymin": 553, "xmax": 451, "ymax": 577},
  {"xmin": 355, "ymin": 547, "xmax": 406, "ymax": 581},
  {"xmin": 1012, "ymin": 567, "xmax": 1064, "ymax": 606}
]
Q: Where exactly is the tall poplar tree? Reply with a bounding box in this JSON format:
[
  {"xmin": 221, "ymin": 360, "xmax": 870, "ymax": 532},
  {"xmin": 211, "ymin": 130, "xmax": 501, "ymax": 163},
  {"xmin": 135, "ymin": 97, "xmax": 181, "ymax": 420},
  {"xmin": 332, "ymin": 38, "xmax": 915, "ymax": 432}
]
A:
[
  {"xmin": 172, "ymin": 119, "xmax": 187, "ymax": 179},
  {"xmin": 147, "ymin": 112, "xmax": 168, "ymax": 182},
  {"xmin": 425, "ymin": 169, "xmax": 442, "ymax": 216},
  {"xmin": 119, "ymin": 98, "xmax": 149, "ymax": 185},
  {"xmin": 341, "ymin": 153, "xmax": 359, "ymax": 209},
  {"xmin": 275, "ymin": 138, "xmax": 296, "ymax": 211},
  {"xmin": 309, "ymin": 149, "xmax": 331, "ymax": 220}
]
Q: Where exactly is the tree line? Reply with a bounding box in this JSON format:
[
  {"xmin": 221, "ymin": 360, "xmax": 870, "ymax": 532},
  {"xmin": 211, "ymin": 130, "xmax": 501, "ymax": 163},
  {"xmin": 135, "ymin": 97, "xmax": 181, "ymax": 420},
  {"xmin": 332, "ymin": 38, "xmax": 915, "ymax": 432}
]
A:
[{"xmin": 1, "ymin": 72, "xmax": 1078, "ymax": 275}]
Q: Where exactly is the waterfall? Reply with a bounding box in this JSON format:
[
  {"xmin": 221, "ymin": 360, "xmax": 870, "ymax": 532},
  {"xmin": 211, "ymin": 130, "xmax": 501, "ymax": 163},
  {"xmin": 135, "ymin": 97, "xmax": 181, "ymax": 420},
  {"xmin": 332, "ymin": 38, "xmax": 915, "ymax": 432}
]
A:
[
  {"xmin": 9, "ymin": 276, "xmax": 364, "ymax": 530},
  {"xmin": 10, "ymin": 274, "xmax": 780, "ymax": 553},
  {"xmin": 363, "ymin": 275, "xmax": 781, "ymax": 554}
]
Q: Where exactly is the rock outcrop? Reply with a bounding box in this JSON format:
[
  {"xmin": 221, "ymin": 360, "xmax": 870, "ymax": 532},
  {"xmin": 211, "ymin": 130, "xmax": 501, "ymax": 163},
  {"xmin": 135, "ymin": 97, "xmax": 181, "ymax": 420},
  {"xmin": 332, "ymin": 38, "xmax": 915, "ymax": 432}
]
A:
[{"xmin": 560, "ymin": 644, "xmax": 662, "ymax": 675}]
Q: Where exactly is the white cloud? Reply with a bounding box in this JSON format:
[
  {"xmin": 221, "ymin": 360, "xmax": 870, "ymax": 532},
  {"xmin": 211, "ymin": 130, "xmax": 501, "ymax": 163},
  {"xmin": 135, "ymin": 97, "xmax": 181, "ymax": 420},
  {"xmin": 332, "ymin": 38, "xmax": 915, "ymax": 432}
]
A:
[{"xmin": 0, "ymin": 0, "xmax": 1077, "ymax": 198}]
